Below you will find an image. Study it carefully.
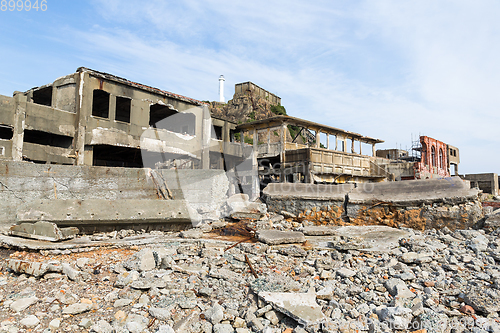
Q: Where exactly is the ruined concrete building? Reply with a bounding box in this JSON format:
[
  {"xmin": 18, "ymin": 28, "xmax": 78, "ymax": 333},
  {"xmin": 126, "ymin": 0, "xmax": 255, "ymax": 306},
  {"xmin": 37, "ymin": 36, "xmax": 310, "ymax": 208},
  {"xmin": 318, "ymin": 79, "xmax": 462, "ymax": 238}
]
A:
[
  {"xmin": 0, "ymin": 68, "xmax": 466, "ymax": 192},
  {"xmin": 236, "ymin": 116, "xmax": 386, "ymax": 184},
  {"xmin": 0, "ymin": 67, "xmax": 252, "ymax": 174},
  {"xmin": 375, "ymin": 135, "xmax": 460, "ymax": 180}
]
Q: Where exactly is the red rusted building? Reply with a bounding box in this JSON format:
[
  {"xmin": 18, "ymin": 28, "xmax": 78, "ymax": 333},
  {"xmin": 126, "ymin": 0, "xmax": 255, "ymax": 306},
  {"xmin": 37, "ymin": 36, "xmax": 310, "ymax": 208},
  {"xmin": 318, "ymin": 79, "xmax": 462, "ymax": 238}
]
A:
[{"xmin": 414, "ymin": 136, "xmax": 450, "ymax": 179}]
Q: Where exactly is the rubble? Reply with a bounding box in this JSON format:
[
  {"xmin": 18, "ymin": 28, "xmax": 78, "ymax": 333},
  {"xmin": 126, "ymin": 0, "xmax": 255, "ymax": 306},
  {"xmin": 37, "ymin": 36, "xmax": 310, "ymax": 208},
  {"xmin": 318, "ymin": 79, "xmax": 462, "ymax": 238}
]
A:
[{"xmin": 0, "ymin": 211, "xmax": 499, "ymax": 333}]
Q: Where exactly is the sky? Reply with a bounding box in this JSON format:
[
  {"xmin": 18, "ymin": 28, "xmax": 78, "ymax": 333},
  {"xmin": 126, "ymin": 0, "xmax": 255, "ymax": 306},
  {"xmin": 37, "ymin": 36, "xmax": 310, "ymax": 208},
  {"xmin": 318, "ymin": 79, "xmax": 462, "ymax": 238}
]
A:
[{"xmin": 0, "ymin": 0, "xmax": 499, "ymax": 174}]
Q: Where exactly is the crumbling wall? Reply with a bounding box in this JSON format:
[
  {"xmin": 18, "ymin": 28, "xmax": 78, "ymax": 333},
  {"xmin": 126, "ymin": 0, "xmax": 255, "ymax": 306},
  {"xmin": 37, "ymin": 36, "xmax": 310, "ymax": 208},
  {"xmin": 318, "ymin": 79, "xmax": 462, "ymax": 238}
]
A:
[
  {"xmin": 263, "ymin": 178, "xmax": 482, "ymax": 231},
  {"xmin": 0, "ymin": 160, "xmax": 229, "ymax": 229}
]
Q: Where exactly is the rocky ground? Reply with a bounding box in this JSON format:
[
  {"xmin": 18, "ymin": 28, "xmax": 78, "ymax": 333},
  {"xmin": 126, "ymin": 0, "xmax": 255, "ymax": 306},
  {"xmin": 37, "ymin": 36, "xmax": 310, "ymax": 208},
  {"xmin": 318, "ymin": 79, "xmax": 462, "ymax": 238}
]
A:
[{"xmin": 1, "ymin": 212, "xmax": 500, "ymax": 333}]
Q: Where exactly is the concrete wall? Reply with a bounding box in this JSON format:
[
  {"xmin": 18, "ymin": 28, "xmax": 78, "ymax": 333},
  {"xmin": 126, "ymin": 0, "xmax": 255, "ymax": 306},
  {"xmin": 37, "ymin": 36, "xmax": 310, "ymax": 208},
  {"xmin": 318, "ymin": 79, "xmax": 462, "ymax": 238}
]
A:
[
  {"xmin": 464, "ymin": 173, "xmax": 499, "ymax": 195},
  {"xmin": 263, "ymin": 177, "xmax": 482, "ymax": 230},
  {"xmin": 234, "ymin": 82, "xmax": 281, "ymax": 105},
  {"xmin": 0, "ymin": 160, "xmax": 229, "ymax": 229}
]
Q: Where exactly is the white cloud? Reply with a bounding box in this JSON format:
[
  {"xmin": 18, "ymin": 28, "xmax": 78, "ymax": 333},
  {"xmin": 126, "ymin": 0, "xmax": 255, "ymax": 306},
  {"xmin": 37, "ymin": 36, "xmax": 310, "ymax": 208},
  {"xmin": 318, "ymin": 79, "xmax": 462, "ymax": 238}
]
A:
[{"xmin": 7, "ymin": 0, "xmax": 496, "ymax": 174}]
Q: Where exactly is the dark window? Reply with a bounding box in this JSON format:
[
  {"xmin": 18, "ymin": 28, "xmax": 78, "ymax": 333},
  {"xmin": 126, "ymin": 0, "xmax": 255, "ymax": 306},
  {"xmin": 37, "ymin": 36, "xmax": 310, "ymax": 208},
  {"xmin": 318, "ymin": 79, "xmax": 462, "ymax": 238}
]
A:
[
  {"xmin": 149, "ymin": 104, "xmax": 177, "ymax": 127},
  {"xmin": 439, "ymin": 148, "xmax": 444, "ymax": 168},
  {"xmin": 431, "ymin": 146, "xmax": 436, "ymax": 167},
  {"xmin": 115, "ymin": 96, "xmax": 131, "ymax": 123},
  {"xmin": 32, "ymin": 86, "xmax": 53, "ymax": 106},
  {"xmin": 422, "ymin": 143, "xmax": 427, "ymax": 165},
  {"xmin": 0, "ymin": 125, "xmax": 13, "ymax": 140},
  {"xmin": 92, "ymin": 90, "xmax": 110, "ymax": 118},
  {"xmin": 212, "ymin": 126, "xmax": 222, "ymax": 140},
  {"xmin": 92, "ymin": 145, "xmax": 143, "ymax": 168},
  {"xmin": 24, "ymin": 130, "xmax": 73, "ymax": 148}
]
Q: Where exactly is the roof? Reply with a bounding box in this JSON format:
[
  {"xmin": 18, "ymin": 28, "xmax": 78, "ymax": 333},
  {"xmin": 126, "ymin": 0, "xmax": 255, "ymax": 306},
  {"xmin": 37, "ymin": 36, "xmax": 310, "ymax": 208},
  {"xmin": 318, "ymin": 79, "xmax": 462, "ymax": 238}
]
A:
[
  {"xmin": 77, "ymin": 67, "xmax": 204, "ymax": 106},
  {"xmin": 236, "ymin": 115, "xmax": 384, "ymax": 144}
]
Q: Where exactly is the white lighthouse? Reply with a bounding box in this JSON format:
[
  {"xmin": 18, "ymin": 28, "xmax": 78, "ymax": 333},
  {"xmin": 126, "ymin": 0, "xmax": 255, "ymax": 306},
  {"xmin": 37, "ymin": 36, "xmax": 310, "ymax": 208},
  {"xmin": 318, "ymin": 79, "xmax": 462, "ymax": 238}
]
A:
[{"xmin": 218, "ymin": 75, "xmax": 225, "ymax": 103}]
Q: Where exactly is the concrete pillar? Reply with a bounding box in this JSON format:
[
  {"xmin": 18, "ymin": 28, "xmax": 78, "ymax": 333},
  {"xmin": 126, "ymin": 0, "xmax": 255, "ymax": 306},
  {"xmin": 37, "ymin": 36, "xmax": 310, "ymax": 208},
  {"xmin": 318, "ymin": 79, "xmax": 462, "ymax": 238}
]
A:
[
  {"xmin": 267, "ymin": 128, "xmax": 271, "ymax": 153},
  {"xmin": 351, "ymin": 139, "xmax": 355, "ymax": 153},
  {"xmin": 335, "ymin": 136, "xmax": 338, "ymax": 151},
  {"xmin": 280, "ymin": 123, "xmax": 287, "ymax": 182},
  {"xmin": 252, "ymin": 129, "xmax": 259, "ymax": 199},
  {"xmin": 75, "ymin": 71, "xmax": 88, "ymax": 166},
  {"xmin": 201, "ymin": 105, "xmax": 211, "ymax": 169},
  {"xmin": 315, "ymin": 130, "xmax": 320, "ymax": 148},
  {"xmin": 327, "ymin": 135, "xmax": 330, "ymax": 149},
  {"xmin": 240, "ymin": 131, "xmax": 244, "ymax": 147},
  {"xmin": 372, "ymin": 144, "xmax": 376, "ymax": 157},
  {"xmin": 11, "ymin": 93, "xmax": 27, "ymax": 161},
  {"xmin": 359, "ymin": 141, "xmax": 362, "ymax": 155},
  {"xmin": 343, "ymin": 137, "xmax": 347, "ymax": 152}
]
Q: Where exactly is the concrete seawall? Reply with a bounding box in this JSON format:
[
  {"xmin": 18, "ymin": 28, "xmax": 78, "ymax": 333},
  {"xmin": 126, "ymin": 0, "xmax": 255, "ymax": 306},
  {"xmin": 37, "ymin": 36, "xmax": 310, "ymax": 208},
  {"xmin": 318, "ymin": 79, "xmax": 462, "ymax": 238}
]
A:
[
  {"xmin": 0, "ymin": 161, "xmax": 229, "ymax": 231},
  {"xmin": 263, "ymin": 177, "xmax": 483, "ymax": 230}
]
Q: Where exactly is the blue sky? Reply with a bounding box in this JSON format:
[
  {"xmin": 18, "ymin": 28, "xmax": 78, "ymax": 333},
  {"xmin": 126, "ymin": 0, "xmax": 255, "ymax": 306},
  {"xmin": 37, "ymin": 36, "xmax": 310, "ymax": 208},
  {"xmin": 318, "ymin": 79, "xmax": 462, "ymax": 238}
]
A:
[{"xmin": 1, "ymin": 0, "xmax": 499, "ymax": 174}]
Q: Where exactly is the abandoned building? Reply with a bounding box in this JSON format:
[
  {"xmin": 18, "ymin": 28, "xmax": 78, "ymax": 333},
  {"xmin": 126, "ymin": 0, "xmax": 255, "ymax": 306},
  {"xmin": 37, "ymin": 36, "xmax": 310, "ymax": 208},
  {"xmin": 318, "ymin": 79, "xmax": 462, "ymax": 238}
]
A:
[
  {"xmin": 0, "ymin": 67, "xmax": 470, "ymax": 192},
  {"xmin": 464, "ymin": 173, "xmax": 499, "ymax": 196},
  {"xmin": 0, "ymin": 67, "xmax": 255, "ymax": 174},
  {"xmin": 375, "ymin": 135, "xmax": 460, "ymax": 180},
  {"xmin": 236, "ymin": 115, "xmax": 387, "ymax": 184}
]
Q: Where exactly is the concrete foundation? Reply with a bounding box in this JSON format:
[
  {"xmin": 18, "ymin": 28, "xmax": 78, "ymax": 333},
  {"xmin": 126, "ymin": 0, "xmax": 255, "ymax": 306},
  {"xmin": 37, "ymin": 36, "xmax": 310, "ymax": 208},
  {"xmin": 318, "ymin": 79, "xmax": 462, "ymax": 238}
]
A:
[
  {"xmin": 0, "ymin": 160, "xmax": 230, "ymax": 231},
  {"xmin": 263, "ymin": 177, "xmax": 482, "ymax": 230}
]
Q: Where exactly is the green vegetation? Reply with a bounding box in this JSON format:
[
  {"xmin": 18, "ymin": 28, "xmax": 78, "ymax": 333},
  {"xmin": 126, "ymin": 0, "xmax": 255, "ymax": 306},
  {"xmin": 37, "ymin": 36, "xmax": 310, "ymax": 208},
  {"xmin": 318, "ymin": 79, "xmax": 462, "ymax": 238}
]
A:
[
  {"xmin": 233, "ymin": 132, "xmax": 253, "ymax": 145},
  {"xmin": 271, "ymin": 105, "xmax": 287, "ymax": 116}
]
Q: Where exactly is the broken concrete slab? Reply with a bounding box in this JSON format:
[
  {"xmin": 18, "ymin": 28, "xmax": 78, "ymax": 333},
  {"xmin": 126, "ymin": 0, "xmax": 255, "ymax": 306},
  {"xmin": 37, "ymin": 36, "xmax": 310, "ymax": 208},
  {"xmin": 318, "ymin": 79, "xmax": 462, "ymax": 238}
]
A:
[
  {"xmin": 348, "ymin": 177, "xmax": 479, "ymax": 206},
  {"xmin": 16, "ymin": 199, "xmax": 194, "ymax": 232},
  {"xmin": 258, "ymin": 292, "xmax": 325, "ymax": 326},
  {"xmin": 262, "ymin": 183, "xmax": 354, "ymax": 216},
  {"xmin": 302, "ymin": 226, "xmax": 339, "ymax": 236},
  {"xmin": 10, "ymin": 221, "xmax": 78, "ymax": 242},
  {"xmin": 256, "ymin": 230, "xmax": 306, "ymax": 245},
  {"xmin": 305, "ymin": 225, "xmax": 409, "ymax": 252},
  {"xmin": 7, "ymin": 259, "xmax": 51, "ymax": 277}
]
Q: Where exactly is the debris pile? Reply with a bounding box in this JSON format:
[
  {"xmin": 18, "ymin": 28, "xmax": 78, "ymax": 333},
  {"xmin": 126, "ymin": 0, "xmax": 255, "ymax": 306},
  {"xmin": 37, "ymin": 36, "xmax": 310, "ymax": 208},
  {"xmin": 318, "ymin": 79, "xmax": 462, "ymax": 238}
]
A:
[{"xmin": 1, "ymin": 217, "xmax": 500, "ymax": 333}]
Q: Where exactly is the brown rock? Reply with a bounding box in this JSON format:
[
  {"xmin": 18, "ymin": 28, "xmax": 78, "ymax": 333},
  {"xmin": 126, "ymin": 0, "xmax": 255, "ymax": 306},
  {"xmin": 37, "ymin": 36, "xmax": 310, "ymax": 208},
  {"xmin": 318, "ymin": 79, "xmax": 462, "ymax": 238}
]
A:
[
  {"xmin": 423, "ymin": 281, "xmax": 435, "ymax": 287},
  {"xmin": 459, "ymin": 305, "xmax": 475, "ymax": 315}
]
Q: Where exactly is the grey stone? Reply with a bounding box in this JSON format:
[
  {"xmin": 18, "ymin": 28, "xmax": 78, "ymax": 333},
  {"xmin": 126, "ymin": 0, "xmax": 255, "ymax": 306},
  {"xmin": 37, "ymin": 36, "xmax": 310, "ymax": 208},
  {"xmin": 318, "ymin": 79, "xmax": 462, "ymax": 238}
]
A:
[
  {"xmin": 278, "ymin": 245, "xmax": 307, "ymax": 257},
  {"xmin": 179, "ymin": 229, "xmax": 203, "ymax": 239},
  {"xmin": 337, "ymin": 267, "xmax": 356, "ymax": 278},
  {"xmin": 412, "ymin": 310, "xmax": 449, "ymax": 333},
  {"xmin": 20, "ymin": 315, "xmax": 40, "ymax": 328},
  {"xmin": 256, "ymin": 230, "xmax": 306, "ymax": 245},
  {"xmin": 149, "ymin": 307, "xmax": 172, "ymax": 321},
  {"xmin": 113, "ymin": 299, "xmax": 132, "ymax": 307},
  {"xmin": 122, "ymin": 248, "xmax": 157, "ymax": 272},
  {"xmin": 90, "ymin": 320, "xmax": 113, "ymax": 333},
  {"xmin": 204, "ymin": 304, "xmax": 224, "ymax": 325},
  {"xmin": 130, "ymin": 277, "xmax": 167, "ymax": 290},
  {"xmin": 155, "ymin": 325, "xmax": 175, "ymax": 333},
  {"xmin": 62, "ymin": 263, "xmax": 81, "ymax": 281},
  {"xmin": 464, "ymin": 287, "xmax": 500, "ymax": 314},
  {"xmin": 378, "ymin": 306, "xmax": 413, "ymax": 330},
  {"xmin": 302, "ymin": 226, "xmax": 338, "ymax": 235},
  {"xmin": 114, "ymin": 270, "xmax": 140, "ymax": 288},
  {"xmin": 258, "ymin": 292, "xmax": 325, "ymax": 326},
  {"xmin": 125, "ymin": 314, "xmax": 148, "ymax": 333},
  {"xmin": 385, "ymin": 278, "xmax": 415, "ymax": 298},
  {"xmin": 10, "ymin": 296, "xmax": 38, "ymax": 312},
  {"xmin": 49, "ymin": 319, "xmax": 61, "ymax": 330},
  {"xmin": 62, "ymin": 302, "xmax": 93, "ymax": 315},
  {"xmin": 213, "ymin": 323, "xmax": 235, "ymax": 333},
  {"xmin": 79, "ymin": 318, "xmax": 93, "ymax": 328}
]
